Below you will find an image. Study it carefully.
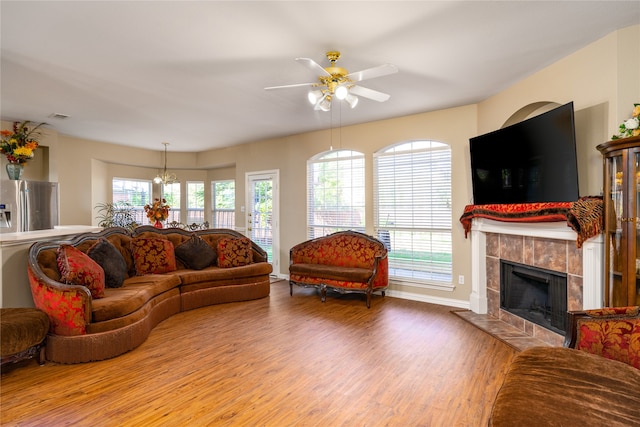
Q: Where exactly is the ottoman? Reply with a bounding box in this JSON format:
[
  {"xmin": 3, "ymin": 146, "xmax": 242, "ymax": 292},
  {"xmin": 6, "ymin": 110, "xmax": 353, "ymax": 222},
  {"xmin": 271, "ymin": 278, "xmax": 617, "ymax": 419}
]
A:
[
  {"xmin": 1, "ymin": 308, "xmax": 50, "ymax": 366},
  {"xmin": 489, "ymin": 346, "xmax": 640, "ymax": 426}
]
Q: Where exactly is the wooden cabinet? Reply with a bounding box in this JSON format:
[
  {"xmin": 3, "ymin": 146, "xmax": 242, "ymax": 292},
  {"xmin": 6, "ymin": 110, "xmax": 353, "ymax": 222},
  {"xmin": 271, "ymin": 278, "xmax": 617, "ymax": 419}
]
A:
[{"xmin": 597, "ymin": 135, "xmax": 640, "ymax": 306}]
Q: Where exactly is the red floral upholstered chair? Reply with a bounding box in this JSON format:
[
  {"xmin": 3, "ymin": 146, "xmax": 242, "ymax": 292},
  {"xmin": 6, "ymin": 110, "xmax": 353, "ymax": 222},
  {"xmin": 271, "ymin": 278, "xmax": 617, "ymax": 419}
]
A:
[
  {"xmin": 565, "ymin": 306, "xmax": 640, "ymax": 369},
  {"xmin": 289, "ymin": 230, "xmax": 388, "ymax": 308}
]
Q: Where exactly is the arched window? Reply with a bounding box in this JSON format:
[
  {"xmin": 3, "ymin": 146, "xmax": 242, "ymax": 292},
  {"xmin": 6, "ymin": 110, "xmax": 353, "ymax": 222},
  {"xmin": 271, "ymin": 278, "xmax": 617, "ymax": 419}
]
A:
[
  {"xmin": 374, "ymin": 140, "xmax": 452, "ymax": 287},
  {"xmin": 307, "ymin": 149, "xmax": 365, "ymax": 239}
]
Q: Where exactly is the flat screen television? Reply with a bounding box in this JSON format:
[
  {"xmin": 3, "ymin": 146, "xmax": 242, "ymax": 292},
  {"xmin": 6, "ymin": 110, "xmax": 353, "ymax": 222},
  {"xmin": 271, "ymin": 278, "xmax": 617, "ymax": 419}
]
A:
[{"xmin": 469, "ymin": 102, "xmax": 579, "ymax": 205}]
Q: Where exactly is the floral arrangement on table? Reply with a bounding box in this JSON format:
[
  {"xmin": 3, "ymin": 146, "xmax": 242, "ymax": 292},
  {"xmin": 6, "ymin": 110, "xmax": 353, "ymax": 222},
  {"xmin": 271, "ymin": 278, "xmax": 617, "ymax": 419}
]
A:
[
  {"xmin": 612, "ymin": 103, "xmax": 640, "ymax": 140},
  {"xmin": 0, "ymin": 120, "xmax": 45, "ymax": 164},
  {"xmin": 144, "ymin": 198, "xmax": 171, "ymax": 223}
]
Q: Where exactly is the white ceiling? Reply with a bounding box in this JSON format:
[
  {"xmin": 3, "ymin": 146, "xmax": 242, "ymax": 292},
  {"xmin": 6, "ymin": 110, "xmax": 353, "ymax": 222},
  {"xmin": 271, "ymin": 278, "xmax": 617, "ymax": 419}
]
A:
[{"xmin": 1, "ymin": 1, "xmax": 639, "ymax": 153}]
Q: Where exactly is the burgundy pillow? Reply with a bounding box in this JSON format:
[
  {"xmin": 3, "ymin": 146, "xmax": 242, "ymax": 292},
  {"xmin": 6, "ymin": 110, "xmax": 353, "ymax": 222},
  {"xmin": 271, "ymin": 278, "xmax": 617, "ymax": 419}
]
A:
[
  {"xmin": 175, "ymin": 234, "xmax": 216, "ymax": 270},
  {"xmin": 130, "ymin": 237, "xmax": 177, "ymax": 275},
  {"xmin": 87, "ymin": 238, "xmax": 128, "ymax": 288},
  {"xmin": 57, "ymin": 244, "xmax": 105, "ymax": 298},
  {"xmin": 217, "ymin": 237, "xmax": 253, "ymax": 268}
]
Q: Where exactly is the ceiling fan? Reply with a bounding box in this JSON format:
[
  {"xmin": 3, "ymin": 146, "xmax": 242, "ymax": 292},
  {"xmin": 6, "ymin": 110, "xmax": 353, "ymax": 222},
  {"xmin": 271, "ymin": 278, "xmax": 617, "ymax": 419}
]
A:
[{"xmin": 265, "ymin": 51, "xmax": 398, "ymax": 111}]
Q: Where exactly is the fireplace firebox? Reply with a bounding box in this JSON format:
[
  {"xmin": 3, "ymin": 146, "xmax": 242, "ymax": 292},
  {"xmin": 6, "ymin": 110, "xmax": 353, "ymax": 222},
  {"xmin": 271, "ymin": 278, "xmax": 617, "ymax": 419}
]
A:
[{"xmin": 500, "ymin": 260, "xmax": 567, "ymax": 334}]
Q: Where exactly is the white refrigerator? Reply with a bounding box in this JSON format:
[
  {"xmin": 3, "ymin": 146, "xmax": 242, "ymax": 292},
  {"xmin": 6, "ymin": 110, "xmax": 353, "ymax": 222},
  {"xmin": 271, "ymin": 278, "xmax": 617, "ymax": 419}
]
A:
[{"xmin": 0, "ymin": 180, "xmax": 60, "ymax": 233}]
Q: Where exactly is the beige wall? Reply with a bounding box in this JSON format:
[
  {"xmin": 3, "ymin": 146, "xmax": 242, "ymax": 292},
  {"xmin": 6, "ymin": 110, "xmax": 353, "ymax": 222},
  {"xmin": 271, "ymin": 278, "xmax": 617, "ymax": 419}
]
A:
[{"xmin": 2, "ymin": 25, "xmax": 638, "ymax": 307}]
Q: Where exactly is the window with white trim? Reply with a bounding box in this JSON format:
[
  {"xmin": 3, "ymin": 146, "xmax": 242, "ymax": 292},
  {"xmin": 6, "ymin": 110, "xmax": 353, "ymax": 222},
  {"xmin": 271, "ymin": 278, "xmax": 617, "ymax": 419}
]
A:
[
  {"xmin": 212, "ymin": 180, "xmax": 235, "ymax": 228},
  {"xmin": 374, "ymin": 140, "xmax": 452, "ymax": 287},
  {"xmin": 186, "ymin": 181, "xmax": 204, "ymax": 225},
  {"xmin": 307, "ymin": 149, "xmax": 365, "ymax": 239},
  {"xmin": 112, "ymin": 178, "xmax": 151, "ymax": 225},
  {"xmin": 162, "ymin": 182, "xmax": 180, "ymax": 223}
]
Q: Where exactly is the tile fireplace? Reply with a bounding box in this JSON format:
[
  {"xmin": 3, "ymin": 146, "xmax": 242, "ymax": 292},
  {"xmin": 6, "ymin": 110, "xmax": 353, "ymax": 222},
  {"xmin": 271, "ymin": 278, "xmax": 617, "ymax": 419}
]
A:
[
  {"xmin": 469, "ymin": 218, "xmax": 604, "ymax": 345},
  {"xmin": 500, "ymin": 260, "xmax": 568, "ymax": 334}
]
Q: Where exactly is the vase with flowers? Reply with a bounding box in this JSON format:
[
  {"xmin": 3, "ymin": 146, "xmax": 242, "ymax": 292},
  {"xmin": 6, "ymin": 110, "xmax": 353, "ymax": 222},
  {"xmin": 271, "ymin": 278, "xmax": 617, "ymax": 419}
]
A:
[
  {"xmin": 144, "ymin": 198, "xmax": 170, "ymax": 228},
  {"xmin": 612, "ymin": 104, "xmax": 640, "ymax": 140},
  {"xmin": 1, "ymin": 120, "xmax": 45, "ymax": 180}
]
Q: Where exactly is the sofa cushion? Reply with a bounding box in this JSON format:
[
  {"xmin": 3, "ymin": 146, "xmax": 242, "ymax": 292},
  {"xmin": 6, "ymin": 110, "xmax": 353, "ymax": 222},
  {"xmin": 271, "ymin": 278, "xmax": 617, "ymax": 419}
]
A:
[
  {"xmin": 87, "ymin": 238, "xmax": 128, "ymax": 288},
  {"xmin": 289, "ymin": 263, "xmax": 373, "ymax": 283},
  {"xmin": 576, "ymin": 316, "xmax": 640, "ymax": 369},
  {"xmin": 217, "ymin": 237, "xmax": 253, "ymax": 268},
  {"xmin": 175, "ymin": 234, "xmax": 217, "ymax": 270},
  {"xmin": 57, "ymin": 244, "xmax": 105, "ymax": 299},
  {"xmin": 489, "ymin": 346, "xmax": 640, "ymax": 427},
  {"xmin": 131, "ymin": 237, "xmax": 177, "ymax": 275},
  {"xmin": 91, "ymin": 274, "xmax": 181, "ymax": 322},
  {"xmin": 174, "ymin": 262, "xmax": 273, "ymax": 286}
]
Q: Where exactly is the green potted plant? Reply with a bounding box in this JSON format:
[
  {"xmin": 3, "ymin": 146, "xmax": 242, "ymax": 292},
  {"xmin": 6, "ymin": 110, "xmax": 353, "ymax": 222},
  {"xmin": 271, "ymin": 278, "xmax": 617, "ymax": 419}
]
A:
[{"xmin": 95, "ymin": 201, "xmax": 139, "ymax": 230}]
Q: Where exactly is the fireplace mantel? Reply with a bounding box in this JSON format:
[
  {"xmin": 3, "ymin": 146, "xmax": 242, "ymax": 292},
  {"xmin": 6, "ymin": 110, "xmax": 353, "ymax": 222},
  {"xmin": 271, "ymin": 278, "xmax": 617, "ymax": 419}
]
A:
[{"xmin": 469, "ymin": 218, "xmax": 604, "ymax": 314}]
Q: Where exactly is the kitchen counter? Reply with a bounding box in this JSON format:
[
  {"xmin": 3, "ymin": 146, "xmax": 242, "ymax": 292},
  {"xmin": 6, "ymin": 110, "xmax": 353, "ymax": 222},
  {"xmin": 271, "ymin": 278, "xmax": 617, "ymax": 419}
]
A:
[
  {"xmin": 1, "ymin": 225, "xmax": 102, "ymax": 307},
  {"xmin": 0, "ymin": 225, "xmax": 101, "ymax": 244}
]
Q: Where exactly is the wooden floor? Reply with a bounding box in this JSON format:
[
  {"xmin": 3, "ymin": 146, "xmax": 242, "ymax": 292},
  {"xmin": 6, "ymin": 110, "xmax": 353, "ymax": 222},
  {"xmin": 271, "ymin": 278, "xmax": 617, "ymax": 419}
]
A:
[{"xmin": 1, "ymin": 281, "xmax": 516, "ymax": 426}]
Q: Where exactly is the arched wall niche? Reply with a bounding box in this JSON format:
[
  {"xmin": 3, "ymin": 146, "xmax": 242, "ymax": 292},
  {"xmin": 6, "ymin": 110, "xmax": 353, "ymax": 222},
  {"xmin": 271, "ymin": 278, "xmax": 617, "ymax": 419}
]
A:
[{"xmin": 502, "ymin": 101, "xmax": 562, "ymax": 128}]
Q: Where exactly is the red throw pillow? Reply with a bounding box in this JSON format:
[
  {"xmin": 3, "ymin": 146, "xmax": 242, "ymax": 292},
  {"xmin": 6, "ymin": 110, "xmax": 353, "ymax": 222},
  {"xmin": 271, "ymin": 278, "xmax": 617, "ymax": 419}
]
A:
[
  {"xmin": 130, "ymin": 237, "xmax": 177, "ymax": 275},
  {"xmin": 57, "ymin": 244, "xmax": 105, "ymax": 298},
  {"xmin": 217, "ymin": 237, "xmax": 253, "ymax": 268}
]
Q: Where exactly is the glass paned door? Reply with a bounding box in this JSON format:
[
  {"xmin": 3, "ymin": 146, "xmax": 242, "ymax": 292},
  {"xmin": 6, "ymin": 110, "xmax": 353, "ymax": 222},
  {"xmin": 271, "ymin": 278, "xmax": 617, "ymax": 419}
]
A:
[
  {"xmin": 634, "ymin": 151, "xmax": 640, "ymax": 305},
  {"xmin": 606, "ymin": 154, "xmax": 623, "ymax": 306},
  {"xmin": 247, "ymin": 171, "xmax": 279, "ymax": 272}
]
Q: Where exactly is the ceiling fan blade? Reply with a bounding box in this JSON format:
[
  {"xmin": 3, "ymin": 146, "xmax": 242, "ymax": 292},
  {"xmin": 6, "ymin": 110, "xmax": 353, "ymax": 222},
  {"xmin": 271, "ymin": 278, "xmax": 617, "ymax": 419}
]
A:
[
  {"xmin": 264, "ymin": 82, "xmax": 317, "ymax": 90},
  {"xmin": 295, "ymin": 58, "xmax": 331, "ymax": 77},
  {"xmin": 349, "ymin": 85, "xmax": 391, "ymax": 102},
  {"xmin": 347, "ymin": 63, "xmax": 398, "ymax": 83}
]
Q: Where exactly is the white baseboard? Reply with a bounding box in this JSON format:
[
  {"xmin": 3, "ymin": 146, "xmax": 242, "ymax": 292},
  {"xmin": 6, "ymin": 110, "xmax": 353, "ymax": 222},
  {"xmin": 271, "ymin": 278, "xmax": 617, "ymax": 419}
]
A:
[{"xmin": 386, "ymin": 289, "xmax": 470, "ymax": 310}]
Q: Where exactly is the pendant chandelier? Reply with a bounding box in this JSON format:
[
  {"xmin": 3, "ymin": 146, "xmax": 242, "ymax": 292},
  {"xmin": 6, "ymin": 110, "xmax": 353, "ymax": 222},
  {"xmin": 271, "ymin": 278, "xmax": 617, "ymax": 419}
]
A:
[{"xmin": 153, "ymin": 142, "xmax": 176, "ymax": 185}]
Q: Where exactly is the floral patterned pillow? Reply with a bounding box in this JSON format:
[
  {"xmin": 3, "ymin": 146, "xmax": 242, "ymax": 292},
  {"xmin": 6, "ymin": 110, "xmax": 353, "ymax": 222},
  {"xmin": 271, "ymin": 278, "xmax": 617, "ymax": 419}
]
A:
[
  {"xmin": 57, "ymin": 244, "xmax": 105, "ymax": 298},
  {"xmin": 217, "ymin": 237, "xmax": 253, "ymax": 268},
  {"xmin": 131, "ymin": 237, "xmax": 177, "ymax": 275}
]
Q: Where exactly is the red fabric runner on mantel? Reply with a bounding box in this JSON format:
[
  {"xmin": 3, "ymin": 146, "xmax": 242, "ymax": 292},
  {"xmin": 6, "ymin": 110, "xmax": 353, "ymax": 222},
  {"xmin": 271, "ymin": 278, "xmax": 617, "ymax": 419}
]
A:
[{"xmin": 459, "ymin": 197, "xmax": 604, "ymax": 248}]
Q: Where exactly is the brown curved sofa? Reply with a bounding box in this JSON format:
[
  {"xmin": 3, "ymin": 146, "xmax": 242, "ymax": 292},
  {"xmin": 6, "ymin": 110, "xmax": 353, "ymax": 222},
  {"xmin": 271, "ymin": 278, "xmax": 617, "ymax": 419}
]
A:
[{"xmin": 27, "ymin": 226, "xmax": 272, "ymax": 364}]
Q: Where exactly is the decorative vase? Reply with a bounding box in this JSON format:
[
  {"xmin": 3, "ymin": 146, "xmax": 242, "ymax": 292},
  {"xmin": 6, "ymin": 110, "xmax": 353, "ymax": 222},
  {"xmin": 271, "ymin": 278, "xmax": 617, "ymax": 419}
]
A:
[
  {"xmin": 6, "ymin": 162, "xmax": 23, "ymax": 180},
  {"xmin": 153, "ymin": 220, "xmax": 163, "ymax": 229}
]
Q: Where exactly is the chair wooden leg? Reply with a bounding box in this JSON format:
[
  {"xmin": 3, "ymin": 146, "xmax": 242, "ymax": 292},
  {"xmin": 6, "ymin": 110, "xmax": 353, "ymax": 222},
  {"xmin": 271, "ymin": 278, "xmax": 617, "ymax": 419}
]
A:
[
  {"xmin": 38, "ymin": 344, "xmax": 46, "ymax": 366},
  {"xmin": 320, "ymin": 284, "xmax": 327, "ymax": 303}
]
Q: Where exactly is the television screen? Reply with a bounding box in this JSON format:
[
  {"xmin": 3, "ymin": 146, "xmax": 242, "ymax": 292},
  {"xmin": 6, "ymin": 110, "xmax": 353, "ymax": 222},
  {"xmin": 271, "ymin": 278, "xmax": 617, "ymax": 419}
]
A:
[{"xmin": 469, "ymin": 102, "xmax": 579, "ymax": 205}]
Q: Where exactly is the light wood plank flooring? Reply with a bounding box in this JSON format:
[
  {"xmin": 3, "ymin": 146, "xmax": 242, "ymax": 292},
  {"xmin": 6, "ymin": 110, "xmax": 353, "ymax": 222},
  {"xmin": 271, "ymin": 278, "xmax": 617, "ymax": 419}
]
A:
[{"xmin": 1, "ymin": 281, "xmax": 516, "ymax": 426}]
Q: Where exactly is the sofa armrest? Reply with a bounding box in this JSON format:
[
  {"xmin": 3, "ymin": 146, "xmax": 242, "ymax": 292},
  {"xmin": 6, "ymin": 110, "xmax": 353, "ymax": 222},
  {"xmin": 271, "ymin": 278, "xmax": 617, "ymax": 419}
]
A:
[
  {"xmin": 369, "ymin": 252, "xmax": 389, "ymax": 289},
  {"xmin": 27, "ymin": 249, "xmax": 92, "ymax": 336}
]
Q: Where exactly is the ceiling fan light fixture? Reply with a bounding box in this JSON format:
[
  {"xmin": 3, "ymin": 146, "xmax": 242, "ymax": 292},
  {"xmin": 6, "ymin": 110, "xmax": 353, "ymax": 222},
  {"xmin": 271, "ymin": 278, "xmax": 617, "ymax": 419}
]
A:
[
  {"xmin": 264, "ymin": 51, "xmax": 397, "ymax": 112},
  {"xmin": 345, "ymin": 93, "xmax": 359, "ymax": 109},
  {"xmin": 308, "ymin": 89, "xmax": 323, "ymax": 105},
  {"xmin": 335, "ymin": 85, "xmax": 348, "ymax": 100},
  {"xmin": 317, "ymin": 95, "xmax": 332, "ymax": 112}
]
